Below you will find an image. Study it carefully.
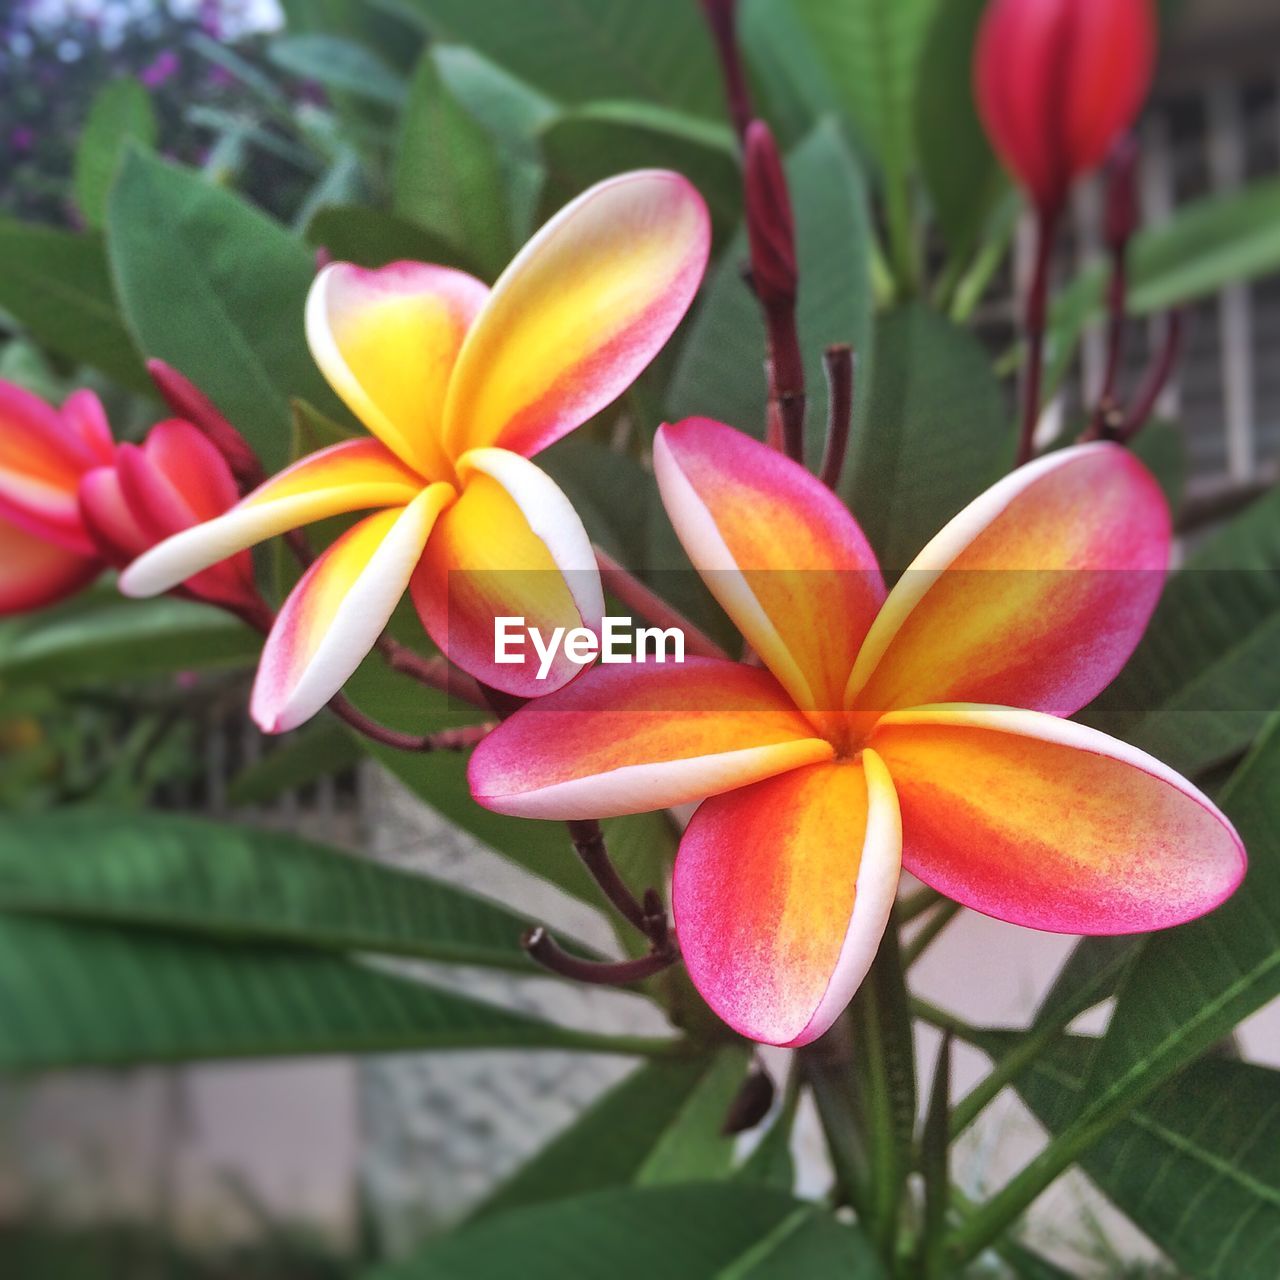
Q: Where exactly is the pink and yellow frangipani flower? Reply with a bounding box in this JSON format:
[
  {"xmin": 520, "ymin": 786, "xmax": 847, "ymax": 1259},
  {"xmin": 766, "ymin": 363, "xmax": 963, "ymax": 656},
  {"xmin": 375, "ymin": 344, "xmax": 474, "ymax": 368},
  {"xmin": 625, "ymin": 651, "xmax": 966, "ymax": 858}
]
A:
[
  {"xmin": 469, "ymin": 419, "xmax": 1246, "ymax": 1047},
  {"xmin": 120, "ymin": 172, "xmax": 711, "ymax": 732},
  {"xmin": 0, "ymin": 381, "xmax": 113, "ymax": 615}
]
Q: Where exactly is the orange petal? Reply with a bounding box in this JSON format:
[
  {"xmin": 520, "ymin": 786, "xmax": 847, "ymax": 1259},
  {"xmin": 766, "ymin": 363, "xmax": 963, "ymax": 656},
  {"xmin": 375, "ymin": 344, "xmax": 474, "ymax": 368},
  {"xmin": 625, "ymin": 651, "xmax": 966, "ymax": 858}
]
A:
[
  {"xmin": 846, "ymin": 443, "xmax": 1170, "ymax": 718},
  {"xmin": 410, "ymin": 450, "xmax": 603, "ymax": 696},
  {"xmin": 674, "ymin": 751, "xmax": 901, "ymax": 1046},
  {"xmin": 0, "ymin": 513, "xmax": 100, "ymax": 616},
  {"xmin": 468, "ymin": 657, "xmax": 833, "ymax": 819},
  {"xmin": 442, "ymin": 171, "xmax": 710, "ymax": 459},
  {"xmin": 306, "ymin": 261, "xmax": 489, "ymax": 476},
  {"xmin": 654, "ymin": 418, "xmax": 885, "ymax": 719},
  {"xmin": 252, "ymin": 485, "xmax": 453, "ymax": 733},
  {"xmin": 120, "ymin": 438, "xmax": 424, "ymax": 598},
  {"xmin": 871, "ymin": 705, "xmax": 1246, "ymax": 934}
]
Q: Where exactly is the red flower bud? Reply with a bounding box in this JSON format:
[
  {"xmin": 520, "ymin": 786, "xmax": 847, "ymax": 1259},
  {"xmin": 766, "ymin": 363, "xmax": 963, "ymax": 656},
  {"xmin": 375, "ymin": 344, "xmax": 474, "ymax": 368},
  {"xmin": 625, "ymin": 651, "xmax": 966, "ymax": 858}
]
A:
[
  {"xmin": 146, "ymin": 358, "xmax": 265, "ymax": 492},
  {"xmin": 744, "ymin": 120, "xmax": 797, "ymax": 311},
  {"xmin": 975, "ymin": 0, "xmax": 1156, "ymax": 218}
]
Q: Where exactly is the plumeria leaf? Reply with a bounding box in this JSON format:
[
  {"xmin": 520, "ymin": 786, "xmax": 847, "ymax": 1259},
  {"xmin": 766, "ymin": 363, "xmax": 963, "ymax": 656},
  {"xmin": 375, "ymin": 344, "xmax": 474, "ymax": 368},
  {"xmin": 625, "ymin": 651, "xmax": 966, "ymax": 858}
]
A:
[
  {"xmin": 394, "ymin": 49, "xmax": 511, "ymax": 278},
  {"xmin": 392, "ymin": 0, "xmax": 725, "ymax": 120},
  {"xmin": 108, "ymin": 148, "xmax": 347, "ymax": 470},
  {"xmin": 0, "ymin": 913, "xmax": 661, "ymax": 1071},
  {"xmin": 74, "ymin": 80, "xmax": 158, "ymax": 230},
  {"xmin": 668, "ymin": 119, "xmax": 875, "ymax": 461},
  {"xmin": 227, "ymin": 720, "xmax": 365, "ymax": 806},
  {"xmin": 305, "ymin": 205, "xmax": 467, "ymax": 270},
  {"xmin": 372, "ymin": 1184, "xmax": 885, "ymax": 1280},
  {"xmin": 0, "ymin": 808, "xmax": 565, "ymax": 971},
  {"xmin": 471, "ymin": 1048, "xmax": 749, "ymax": 1223},
  {"xmin": 843, "ymin": 302, "xmax": 1011, "ymax": 572},
  {"xmin": 990, "ymin": 1033, "xmax": 1280, "ymax": 1280},
  {"xmin": 0, "ymin": 219, "xmax": 150, "ymax": 394},
  {"xmin": 269, "ymin": 33, "xmax": 407, "ymax": 107}
]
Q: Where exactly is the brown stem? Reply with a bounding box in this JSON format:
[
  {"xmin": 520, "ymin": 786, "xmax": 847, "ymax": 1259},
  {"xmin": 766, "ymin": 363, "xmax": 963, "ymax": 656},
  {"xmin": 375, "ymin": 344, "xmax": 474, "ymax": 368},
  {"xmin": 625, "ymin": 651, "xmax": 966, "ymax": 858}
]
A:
[
  {"xmin": 329, "ymin": 698, "xmax": 494, "ymax": 753},
  {"xmin": 567, "ymin": 818, "xmax": 652, "ymax": 937},
  {"xmin": 1015, "ymin": 209, "xmax": 1057, "ymax": 468},
  {"xmin": 1119, "ymin": 309, "xmax": 1183, "ymax": 442},
  {"xmin": 594, "ymin": 545, "xmax": 729, "ymax": 661},
  {"xmin": 698, "ymin": 0, "xmax": 753, "ymax": 140},
  {"xmin": 819, "ymin": 345, "xmax": 855, "ymax": 491},
  {"xmin": 523, "ymin": 926, "xmax": 678, "ymax": 986}
]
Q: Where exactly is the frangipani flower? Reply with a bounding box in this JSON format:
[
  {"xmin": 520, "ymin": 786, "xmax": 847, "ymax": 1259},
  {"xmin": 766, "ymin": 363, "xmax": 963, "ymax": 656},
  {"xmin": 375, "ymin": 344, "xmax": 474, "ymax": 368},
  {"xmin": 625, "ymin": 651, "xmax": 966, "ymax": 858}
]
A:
[
  {"xmin": 121, "ymin": 172, "xmax": 711, "ymax": 732},
  {"xmin": 469, "ymin": 419, "xmax": 1245, "ymax": 1047},
  {"xmin": 0, "ymin": 377, "xmax": 260, "ymax": 621},
  {"xmin": 0, "ymin": 381, "xmax": 111, "ymax": 614}
]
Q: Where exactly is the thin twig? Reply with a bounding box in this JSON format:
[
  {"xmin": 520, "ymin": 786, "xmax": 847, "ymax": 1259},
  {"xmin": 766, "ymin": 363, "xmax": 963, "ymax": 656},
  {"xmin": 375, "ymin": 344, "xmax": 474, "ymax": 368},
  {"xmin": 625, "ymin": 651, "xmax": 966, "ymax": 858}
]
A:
[
  {"xmin": 697, "ymin": 0, "xmax": 753, "ymax": 140},
  {"xmin": 1015, "ymin": 209, "xmax": 1058, "ymax": 468},
  {"xmin": 819, "ymin": 345, "xmax": 855, "ymax": 491},
  {"xmin": 329, "ymin": 697, "xmax": 494, "ymax": 754},
  {"xmin": 903, "ymin": 900, "xmax": 962, "ymax": 968},
  {"xmin": 594, "ymin": 545, "xmax": 730, "ymax": 661},
  {"xmin": 1119, "ymin": 309, "xmax": 1184, "ymax": 441},
  {"xmin": 523, "ymin": 926, "xmax": 677, "ymax": 986},
  {"xmin": 567, "ymin": 819, "xmax": 651, "ymax": 937}
]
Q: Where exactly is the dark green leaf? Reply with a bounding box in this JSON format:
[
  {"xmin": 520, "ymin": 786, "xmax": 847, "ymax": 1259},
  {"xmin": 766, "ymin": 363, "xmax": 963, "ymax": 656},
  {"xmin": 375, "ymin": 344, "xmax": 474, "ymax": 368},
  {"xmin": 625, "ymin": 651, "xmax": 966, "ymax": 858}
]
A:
[
  {"xmin": 1005, "ymin": 1035, "xmax": 1280, "ymax": 1280},
  {"xmin": 913, "ymin": 0, "xmax": 1004, "ymax": 259},
  {"xmin": 269, "ymin": 34, "xmax": 407, "ymax": 107},
  {"xmin": 668, "ymin": 119, "xmax": 875, "ymax": 461},
  {"xmin": 473, "ymin": 1049, "xmax": 748, "ymax": 1222},
  {"xmin": 0, "ymin": 808, "xmax": 555, "ymax": 970},
  {"xmin": 394, "ymin": 50, "xmax": 511, "ymax": 277},
  {"xmin": 844, "ymin": 302, "xmax": 1011, "ymax": 571},
  {"xmin": 305, "ymin": 205, "xmax": 465, "ymax": 269},
  {"xmin": 541, "ymin": 103, "xmax": 740, "ymax": 240},
  {"xmin": 107, "ymin": 148, "xmax": 345, "ymax": 471},
  {"xmin": 0, "ymin": 592, "xmax": 259, "ymax": 685},
  {"xmin": 0, "ymin": 914, "xmax": 657, "ymax": 1071},
  {"xmin": 74, "ymin": 81, "xmax": 158, "ymax": 230},
  {"xmin": 0, "ymin": 219, "xmax": 150, "ymax": 394},
  {"xmin": 372, "ymin": 1184, "xmax": 883, "ymax": 1280},
  {"xmin": 1130, "ymin": 418, "xmax": 1186, "ymax": 516},
  {"xmin": 1081, "ymin": 487, "xmax": 1280, "ymax": 774},
  {"xmin": 395, "ymin": 0, "xmax": 725, "ymax": 119}
]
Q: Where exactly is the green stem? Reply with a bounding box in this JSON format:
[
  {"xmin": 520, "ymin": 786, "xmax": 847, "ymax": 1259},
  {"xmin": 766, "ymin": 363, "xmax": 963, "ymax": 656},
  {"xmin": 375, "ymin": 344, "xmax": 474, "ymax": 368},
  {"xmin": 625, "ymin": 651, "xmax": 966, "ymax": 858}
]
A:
[
  {"xmin": 883, "ymin": 160, "xmax": 919, "ymax": 298},
  {"xmin": 902, "ymin": 901, "xmax": 961, "ymax": 968},
  {"xmin": 801, "ymin": 1018, "xmax": 872, "ymax": 1220},
  {"xmin": 895, "ymin": 884, "xmax": 942, "ymax": 924}
]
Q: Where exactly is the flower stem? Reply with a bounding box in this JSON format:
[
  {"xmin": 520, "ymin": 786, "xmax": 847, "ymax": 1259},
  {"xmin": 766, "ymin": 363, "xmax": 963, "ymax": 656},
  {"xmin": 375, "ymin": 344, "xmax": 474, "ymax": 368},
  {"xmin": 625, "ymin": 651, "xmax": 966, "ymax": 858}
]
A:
[
  {"xmin": 1015, "ymin": 209, "xmax": 1058, "ymax": 467},
  {"xmin": 819, "ymin": 345, "xmax": 855, "ymax": 491},
  {"xmin": 902, "ymin": 900, "xmax": 961, "ymax": 968},
  {"xmin": 328, "ymin": 697, "xmax": 493, "ymax": 754},
  {"xmin": 523, "ymin": 926, "xmax": 677, "ymax": 986}
]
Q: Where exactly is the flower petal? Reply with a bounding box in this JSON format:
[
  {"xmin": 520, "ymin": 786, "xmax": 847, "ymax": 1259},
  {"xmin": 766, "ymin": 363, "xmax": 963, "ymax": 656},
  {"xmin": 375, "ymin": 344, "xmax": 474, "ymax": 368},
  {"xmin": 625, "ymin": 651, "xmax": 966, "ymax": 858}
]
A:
[
  {"xmin": 120, "ymin": 438, "xmax": 424, "ymax": 598},
  {"xmin": 871, "ymin": 704, "xmax": 1246, "ymax": 934},
  {"xmin": 0, "ymin": 513, "xmax": 100, "ymax": 615},
  {"xmin": 654, "ymin": 418, "xmax": 885, "ymax": 718},
  {"xmin": 442, "ymin": 171, "xmax": 710, "ymax": 459},
  {"xmin": 306, "ymin": 261, "xmax": 489, "ymax": 477},
  {"xmin": 846, "ymin": 443, "xmax": 1170, "ymax": 718},
  {"xmin": 468, "ymin": 657, "xmax": 833, "ymax": 819},
  {"xmin": 0, "ymin": 381, "xmax": 97, "ymax": 554},
  {"xmin": 674, "ymin": 751, "xmax": 901, "ymax": 1047},
  {"xmin": 410, "ymin": 451, "xmax": 603, "ymax": 697},
  {"xmin": 251, "ymin": 485, "xmax": 453, "ymax": 733}
]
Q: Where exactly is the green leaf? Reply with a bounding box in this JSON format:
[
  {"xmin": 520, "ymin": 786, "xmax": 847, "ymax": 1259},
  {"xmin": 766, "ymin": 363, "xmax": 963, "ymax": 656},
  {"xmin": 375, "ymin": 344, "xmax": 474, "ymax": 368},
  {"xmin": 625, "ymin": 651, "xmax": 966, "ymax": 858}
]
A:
[
  {"xmin": 912, "ymin": 0, "xmax": 1004, "ymax": 260},
  {"xmin": 0, "ymin": 808, "xmax": 563, "ymax": 970},
  {"xmin": 107, "ymin": 148, "xmax": 345, "ymax": 471},
  {"xmin": 1129, "ymin": 418, "xmax": 1186, "ymax": 516},
  {"xmin": 1081, "ymin": 486, "xmax": 1280, "ymax": 774},
  {"xmin": 788, "ymin": 0, "xmax": 936, "ymax": 176},
  {"xmin": 0, "ymin": 592, "xmax": 259, "ymax": 685},
  {"xmin": 0, "ymin": 914, "xmax": 664, "ymax": 1071},
  {"xmin": 0, "ymin": 219, "xmax": 150, "ymax": 394},
  {"xmin": 74, "ymin": 81, "xmax": 158, "ymax": 230},
  {"xmin": 668, "ymin": 119, "xmax": 875, "ymax": 461},
  {"xmin": 394, "ymin": 0, "xmax": 725, "ymax": 119},
  {"xmin": 844, "ymin": 302, "xmax": 1011, "ymax": 571},
  {"xmin": 228, "ymin": 720, "xmax": 365, "ymax": 805},
  {"xmin": 538, "ymin": 438, "xmax": 653, "ymax": 567},
  {"xmin": 1005, "ymin": 1036, "xmax": 1280, "ymax": 1280},
  {"xmin": 305, "ymin": 205, "xmax": 465, "ymax": 269},
  {"xmin": 269, "ymin": 33, "xmax": 407, "ymax": 107},
  {"xmin": 473, "ymin": 1049, "xmax": 748, "ymax": 1222},
  {"xmin": 541, "ymin": 103, "xmax": 741, "ymax": 240},
  {"xmin": 371, "ymin": 1184, "xmax": 883, "ymax": 1280},
  {"xmin": 394, "ymin": 49, "xmax": 510, "ymax": 277},
  {"xmin": 1049, "ymin": 179, "xmax": 1280, "ymax": 390}
]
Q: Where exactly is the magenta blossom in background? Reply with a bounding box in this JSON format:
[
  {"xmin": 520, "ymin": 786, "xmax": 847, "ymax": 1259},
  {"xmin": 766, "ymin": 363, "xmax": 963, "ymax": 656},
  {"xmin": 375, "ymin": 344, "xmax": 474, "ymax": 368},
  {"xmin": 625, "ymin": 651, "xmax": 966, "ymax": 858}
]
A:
[{"xmin": 140, "ymin": 49, "xmax": 180, "ymax": 89}]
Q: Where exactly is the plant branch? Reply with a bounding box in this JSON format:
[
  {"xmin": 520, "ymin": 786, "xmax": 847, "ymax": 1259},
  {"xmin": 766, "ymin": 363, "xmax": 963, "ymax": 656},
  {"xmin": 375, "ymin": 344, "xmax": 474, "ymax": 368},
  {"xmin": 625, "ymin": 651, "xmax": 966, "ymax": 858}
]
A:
[
  {"xmin": 903, "ymin": 900, "xmax": 961, "ymax": 968},
  {"xmin": 1015, "ymin": 209, "xmax": 1058, "ymax": 467},
  {"xmin": 328, "ymin": 697, "xmax": 493, "ymax": 754},
  {"xmin": 919, "ymin": 1033, "xmax": 953, "ymax": 1280},
  {"xmin": 819, "ymin": 345, "xmax": 855, "ymax": 491},
  {"xmin": 523, "ymin": 926, "xmax": 677, "ymax": 986},
  {"xmin": 1119, "ymin": 309, "xmax": 1184, "ymax": 441},
  {"xmin": 566, "ymin": 819, "xmax": 657, "ymax": 941},
  {"xmin": 895, "ymin": 884, "xmax": 943, "ymax": 924},
  {"xmin": 594, "ymin": 545, "xmax": 730, "ymax": 660},
  {"xmin": 698, "ymin": 0, "xmax": 753, "ymax": 140}
]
